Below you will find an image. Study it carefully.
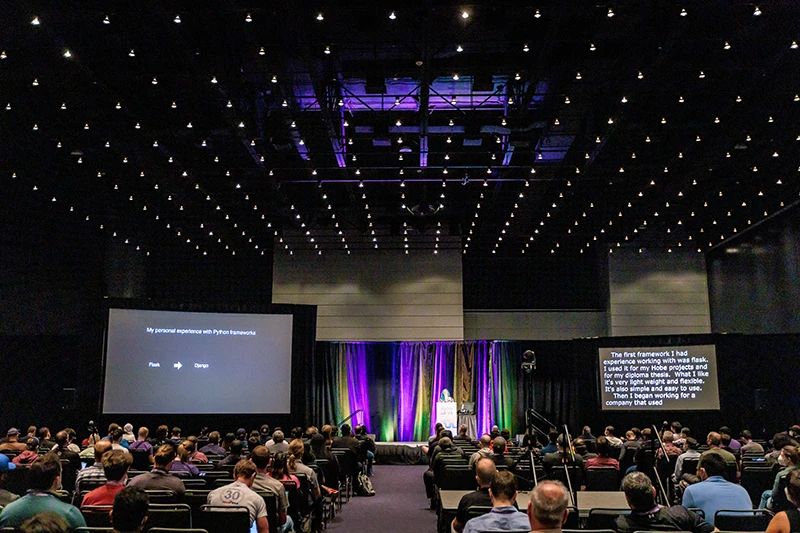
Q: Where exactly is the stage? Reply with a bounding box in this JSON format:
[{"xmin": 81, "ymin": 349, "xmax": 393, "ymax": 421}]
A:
[{"xmin": 375, "ymin": 441, "xmax": 427, "ymax": 465}]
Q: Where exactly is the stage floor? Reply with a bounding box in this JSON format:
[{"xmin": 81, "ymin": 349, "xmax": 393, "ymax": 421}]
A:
[{"xmin": 375, "ymin": 441, "xmax": 427, "ymax": 465}]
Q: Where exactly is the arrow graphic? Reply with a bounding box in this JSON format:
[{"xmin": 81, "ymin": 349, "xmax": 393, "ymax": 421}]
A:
[{"xmin": 174, "ymin": 362, "xmax": 182, "ymax": 370}]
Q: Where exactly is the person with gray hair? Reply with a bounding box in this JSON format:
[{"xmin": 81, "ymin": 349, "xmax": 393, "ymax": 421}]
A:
[
  {"xmin": 615, "ymin": 472, "xmax": 714, "ymax": 533},
  {"xmin": 527, "ymin": 480, "xmax": 571, "ymax": 531}
]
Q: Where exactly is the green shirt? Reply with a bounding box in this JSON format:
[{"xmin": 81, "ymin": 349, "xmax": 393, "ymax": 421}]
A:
[{"xmin": 0, "ymin": 491, "xmax": 87, "ymax": 529}]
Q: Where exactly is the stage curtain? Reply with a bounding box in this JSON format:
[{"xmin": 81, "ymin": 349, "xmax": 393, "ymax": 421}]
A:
[
  {"xmin": 471, "ymin": 340, "xmax": 493, "ymax": 436},
  {"xmin": 490, "ymin": 341, "xmax": 521, "ymax": 434}
]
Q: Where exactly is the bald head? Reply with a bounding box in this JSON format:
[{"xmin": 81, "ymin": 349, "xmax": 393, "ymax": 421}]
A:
[
  {"xmin": 94, "ymin": 440, "xmax": 112, "ymax": 461},
  {"xmin": 479, "ymin": 434, "xmax": 492, "ymax": 449},
  {"xmin": 475, "ymin": 457, "xmax": 497, "ymax": 487},
  {"xmin": 528, "ymin": 480, "xmax": 571, "ymax": 530}
]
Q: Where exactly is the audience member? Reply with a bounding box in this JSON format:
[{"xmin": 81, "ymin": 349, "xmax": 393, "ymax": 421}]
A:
[
  {"xmin": 128, "ymin": 427, "xmax": 153, "ymax": 464},
  {"xmin": 463, "ymin": 470, "xmax": 530, "ymax": 533},
  {"xmin": 740, "ymin": 430, "xmax": 765, "ymax": 454},
  {"xmin": 619, "ymin": 430, "xmax": 641, "ymax": 464},
  {"xmin": 81, "ymin": 450, "xmax": 132, "ymax": 507},
  {"xmin": 585, "ymin": 436, "xmax": 620, "ymax": 470},
  {"xmin": 122, "ymin": 423, "xmax": 136, "ymax": 444},
  {"xmin": 111, "ymin": 487, "xmax": 149, "ymax": 533},
  {"xmin": 267, "ymin": 452, "xmax": 300, "ymax": 487},
  {"xmin": 658, "ymin": 431, "xmax": 684, "ymax": 458},
  {"xmin": 127, "ymin": 443, "xmax": 185, "ymax": 500},
  {"xmin": 454, "ymin": 424, "xmax": 471, "ymax": 443},
  {"xmin": 0, "ymin": 428, "xmax": 27, "ymax": 453},
  {"xmin": 331, "ymin": 425, "xmax": 360, "ymax": 456},
  {"xmin": 105, "ymin": 424, "xmax": 129, "ymax": 449},
  {"xmin": 207, "ymin": 459, "xmax": 269, "ymax": 533},
  {"xmin": 604, "ymin": 426, "xmax": 623, "ymax": 447},
  {"xmin": 766, "ymin": 469, "xmax": 800, "ymax": 533},
  {"xmin": 38, "ymin": 428, "xmax": 56, "ymax": 451},
  {"xmin": 52, "ymin": 430, "xmax": 81, "ymax": 491},
  {"xmin": 288, "ymin": 438, "xmax": 321, "ymax": 499},
  {"xmin": 470, "ymin": 435, "xmax": 494, "ymax": 467},
  {"xmin": 12, "ymin": 437, "xmax": 40, "ymax": 465},
  {"xmin": 491, "ymin": 437, "xmax": 517, "ymax": 471},
  {"xmin": 267, "ymin": 430, "xmax": 290, "ymax": 454},
  {"xmin": 259, "ymin": 425, "xmax": 271, "ymax": 445},
  {"xmin": 75, "ymin": 440, "xmax": 112, "ymax": 495},
  {"xmin": 682, "ymin": 453, "xmax": 751, "ymax": 525},
  {"xmin": 452, "ymin": 457, "xmax": 496, "ymax": 533},
  {"xmin": 543, "ymin": 435, "xmax": 583, "ymax": 473},
  {"xmin": 617, "ymin": 472, "xmax": 713, "ymax": 533},
  {"xmin": 109, "ymin": 428, "xmax": 129, "ymax": 454},
  {"xmin": 674, "ymin": 437, "xmax": 701, "ymax": 480},
  {"xmin": 580, "ymin": 426, "xmax": 596, "ymax": 441},
  {"xmin": 219, "ymin": 439, "xmax": 244, "ymax": 466},
  {"xmin": 0, "ymin": 453, "xmax": 86, "ymax": 529},
  {"xmin": 250, "ymin": 446, "xmax": 292, "ymax": 533},
  {"xmin": 762, "ymin": 445, "xmax": 800, "ymax": 510},
  {"xmin": 184, "ymin": 437, "xmax": 208, "ymax": 463},
  {"xmin": 170, "ymin": 442, "xmax": 200, "ymax": 476},
  {"xmin": 719, "ymin": 426, "xmax": 742, "ymax": 451},
  {"xmin": 199, "ymin": 431, "xmax": 225, "ymax": 456},
  {"xmin": 542, "ymin": 430, "xmax": 559, "ymax": 454},
  {"xmin": 527, "ymin": 480, "xmax": 571, "ymax": 532},
  {"xmin": 699, "ymin": 432, "xmax": 736, "ymax": 471},
  {"xmin": 168, "ymin": 427, "xmax": 182, "ymax": 446},
  {"xmin": 0, "ymin": 454, "xmax": 19, "ymax": 506},
  {"xmin": 356, "ymin": 425, "xmax": 376, "ymax": 475},
  {"xmin": 768, "ymin": 434, "xmax": 794, "ymax": 466}
]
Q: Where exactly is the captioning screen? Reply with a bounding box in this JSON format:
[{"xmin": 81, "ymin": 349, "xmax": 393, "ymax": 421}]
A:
[
  {"xmin": 599, "ymin": 344, "xmax": 720, "ymax": 411},
  {"xmin": 103, "ymin": 308, "xmax": 293, "ymax": 414}
]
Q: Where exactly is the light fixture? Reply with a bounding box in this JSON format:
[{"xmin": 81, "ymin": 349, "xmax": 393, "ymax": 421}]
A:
[
  {"xmin": 576, "ymin": 72, "xmax": 582, "ymax": 80},
  {"xmin": 452, "ymin": 73, "xmax": 459, "ymax": 80},
  {"xmin": 259, "ymin": 47, "xmax": 265, "ymax": 56},
  {"xmin": 724, "ymin": 41, "xmax": 731, "ymax": 50},
  {"xmin": 461, "ymin": 11, "xmax": 469, "ymax": 19},
  {"xmin": 699, "ymin": 71, "xmax": 705, "ymax": 78},
  {"xmin": 282, "ymin": 99, "xmax": 288, "ymax": 107},
  {"xmin": 173, "ymin": 14, "xmax": 181, "ymax": 23},
  {"xmin": 31, "ymin": 16, "xmax": 40, "ymax": 25},
  {"xmin": 607, "ymin": 7, "xmax": 615, "ymax": 17},
  {"xmin": 523, "ymin": 43, "xmax": 530, "ymax": 52},
  {"xmin": 245, "ymin": 13, "xmax": 253, "ymax": 22},
  {"xmin": 589, "ymin": 43, "xmax": 596, "ymax": 51},
  {"xmin": 535, "ymin": 9, "xmax": 541, "ymax": 18},
  {"xmin": 753, "ymin": 5, "xmax": 761, "ymax": 16},
  {"xmin": 680, "ymin": 8, "xmax": 687, "ymax": 17},
  {"xmin": 621, "ymin": 96, "xmax": 628, "ymax": 103},
  {"xmin": 63, "ymin": 50, "xmax": 71, "ymax": 58},
  {"xmin": 515, "ymin": 72, "xmax": 521, "ymax": 81},
  {"xmin": 389, "ymin": 11, "xmax": 396, "ymax": 20},
  {"xmin": 316, "ymin": 12, "xmax": 324, "ymax": 21},
  {"xmin": 637, "ymin": 71, "xmax": 644, "ymax": 79},
  {"xmin": 103, "ymin": 15, "xmax": 110, "ymax": 24},
  {"xmin": 324, "ymin": 46, "xmax": 331, "ymax": 54},
  {"xmin": 456, "ymin": 44, "xmax": 463, "ymax": 52},
  {"xmin": 792, "ymin": 41, "xmax": 799, "ymax": 50}
]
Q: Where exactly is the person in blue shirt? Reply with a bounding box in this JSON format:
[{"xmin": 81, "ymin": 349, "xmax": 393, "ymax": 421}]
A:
[
  {"xmin": 542, "ymin": 430, "xmax": 560, "ymax": 455},
  {"xmin": 463, "ymin": 470, "xmax": 530, "ymax": 533},
  {"xmin": 682, "ymin": 452, "xmax": 752, "ymax": 525}
]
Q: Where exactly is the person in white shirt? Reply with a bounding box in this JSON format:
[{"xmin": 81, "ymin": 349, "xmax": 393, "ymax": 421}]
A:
[{"xmin": 207, "ymin": 460, "xmax": 269, "ymax": 533}]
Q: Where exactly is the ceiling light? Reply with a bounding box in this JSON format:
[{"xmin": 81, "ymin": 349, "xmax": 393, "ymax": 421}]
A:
[
  {"xmin": 523, "ymin": 43, "xmax": 530, "ymax": 52},
  {"xmin": 515, "ymin": 72, "xmax": 521, "ymax": 81},
  {"xmin": 792, "ymin": 41, "xmax": 799, "ymax": 50},
  {"xmin": 589, "ymin": 43, "xmax": 596, "ymax": 51},
  {"xmin": 724, "ymin": 41, "xmax": 731, "ymax": 50},
  {"xmin": 324, "ymin": 46, "xmax": 331, "ymax": 54},
  {"xmin": 316, "ymin": 12, "xmax": 324, "ymax": 21},
  {"xmin": 31, "ymin": 16, "xmax": 40, "ymax": 25},
  {"xmin": 173, "ymin": 14, "xmax": 181, "ymax": 23},
  {"xmin": 576, "ymin": 72, "xmax": 582, "ymax": 80},
  {"xmin": 607, "ymin": 8, "xmax": 615, "ymax": 17},
  {"xmin": 456, "ymin": 44, "xmax": 463, "ymax": 52},
  {"xmin": 282, "ymin": 99, "xmax": 288, "ymax": 107},
  {"xmin": 621, "ymin": 96, "xmax": 628, "ymax": 103},
  {"xmin": 535, "ymin": 9, "xmax": 541, "ymax": 18},
  {"xmin": 753, "ymin": 6, "xmax": 761, "ymax": 16},
  {"xmin": 271, "ymin": 75, "xmax": 278, "ymax": 83},
  {"xmin": 680, "ymin": 8, "xmax": 687, "ymax": 17},
  {"xmin": 452, "ymin": 73, "xmax": 459, "ymax": 81},
  {"xmin": 699, "ymin": 71, "xmax": 705, "ymax": 78},
  {"xmin": 461, "ymin": 11, "xmax": 469, "ymax": 19},
  {"xmin": 389, "ymin": 11, "xmax": 396, "ymax": 20}
]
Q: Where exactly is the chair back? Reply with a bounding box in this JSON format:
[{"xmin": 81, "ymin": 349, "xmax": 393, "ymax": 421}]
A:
[
  {"xmin": 439, "ymin": 465, "xmax": 475, "ymax": 490},
  {"xmin": 549, "ymin": 464, "xmax": 582, "ymax": 491},
  {"xmin": 129, "ymin": 449, "xmax": 152, "ymax": 471},
  {"xmin": 198, "ymin": 505, "xmax": 251, "ymax": 533},
  {"xmin": 81, "ymin": 505, "xmax": 113, "ymax": 528},
  {"xmin": 586, "ymin": 508, "xmax": 631, "ymax": 530},
  {"xmin": 146, "ymin": 503, "xmax": 192, "ymax": 529},
  {"xmin": 713, "ymin": 509, "xmax": 772, "ymax": 531},
  {"xmin": 740, "ymin": 466, "xmax": 775, "ymax": 507},
  {"xmin": 585, "ymin": 467, "xmax": 619, "ymax": 491},
  {"xmin": 144, "ymin": 489, "xmax": 179, "ymax": 503},
  {"xmin": 682, "ymin": 458, "xmax": 700, "ymax": 476},
  {"xmin": 255, "ymin": 491, "xmax": 279, "ymax": 533},
  {"xmin": 465, "ymin": 505, "xmax": 493, "ymax": 522}
]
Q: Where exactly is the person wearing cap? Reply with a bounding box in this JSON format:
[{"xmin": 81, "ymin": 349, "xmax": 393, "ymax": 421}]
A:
[
  {"xmin": 0, "ymin": 429, "xmax": 27, "ymax": 453},
  {"xmin": 266, "ymin": 430, "xmax": 290, "ymax": 454},
  {"xmin": 259, "ymin": 424, "xmax": 271, "ymax": 445},
  {"xmin": 0, "ymin": 454, "xmax": 19, "ymax": 506},
  {"xmin": 0, "ymin": 453, "xmax": 86, "ymax": 529},
  {"xmin": 491, "ymin": 437, "xmax": 517, "ymax": 471},
  {"xmin": 122, "ymin": 423, "xmax": 136, "ymax": 444},
  {"xmin": 12, "ymin": 437, "xmax": 40, "ymax": 465}
]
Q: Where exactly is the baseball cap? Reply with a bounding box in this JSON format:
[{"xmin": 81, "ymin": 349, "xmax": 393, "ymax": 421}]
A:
[
  {"xmin": 0, "ymin": 454, "xmax": 16, "ymax": 472},
  {"xmin": 6, "ymin": 428, "xmax": 19, "ymax": 437}
]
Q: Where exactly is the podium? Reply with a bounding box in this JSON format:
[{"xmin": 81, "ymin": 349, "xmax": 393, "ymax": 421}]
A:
[{"xmin": 435, "ymin": 401, "xmax": 458, "ymax": 433}]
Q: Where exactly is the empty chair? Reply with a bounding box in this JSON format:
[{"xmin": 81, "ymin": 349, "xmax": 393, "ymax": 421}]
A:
[
  {"xmin": 183, "ymin": 490, "xmax": 211, "ymax": 517},
  {"xmin": 713, "ymin": 509, "xmax": 773, "ymax": 531},
  {"xmin": 182, "ymin": 479, "xmax": 208, "ymax": 490},
  {"xmin": 439, "ymin": 465, "xmax": 476, "ymax": 490},
  {"xmin": 549, "ymin": 465, "xmax": 582, "ymax": 493},
  {"xmin": 586, "ymin": 467, "xmax": 620, "ymax": 491},
  {"xmin": 586, "ymin": 508, "xmax": 632, "ymax": 530},
  {"xmin": 197, "ymin": 505, "xmax": 250, "ymax": 533},
  {"xmin": 144, "ymin": 489, "xmax": 179, "ymax": 503}
]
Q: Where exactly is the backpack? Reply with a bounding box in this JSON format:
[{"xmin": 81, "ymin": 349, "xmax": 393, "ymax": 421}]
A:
[{"xmin": 357, "ymin": 471, "xmax": 376, "ymax": 496}]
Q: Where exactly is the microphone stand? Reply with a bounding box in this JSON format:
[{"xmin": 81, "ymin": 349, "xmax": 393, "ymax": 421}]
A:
[
  {"xmin": 562, "ymin": 424, "xmax": 577, "ymax": 507},
  {"xmin": 651, "ymin": 424, "xmax": 671, "ymax": 505}
]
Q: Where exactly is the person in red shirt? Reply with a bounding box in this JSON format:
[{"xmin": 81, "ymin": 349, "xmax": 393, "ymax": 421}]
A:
[
  {"xmin": 585, "ymin": 436, "xmax": 621, "ymax": 470},
  {"xmin": 81, "ymin": 450, "xmax": 132, "ymax": 508}
]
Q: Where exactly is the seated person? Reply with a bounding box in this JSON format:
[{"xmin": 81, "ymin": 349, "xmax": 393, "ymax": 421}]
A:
[
  {"xmin": 527, "ymin": 480, "xmax": 571, "ymax": 532},
  {"xmin": 127, "ymin": 443, "xmax": 185, "ymax": 500},
  {"xmin": 543, "ymin": 435, "xmax": 584, "ymax": 473},
  {"xmin": 185, "ymin": 437, "xmax": 208, "ymax": 463},
  {"xmin": 491, "ymin": 437, "xmax": 516, "ymax": 471},
  {"xmin": 128, "ymin": 427, "xmax": 154, "ymax": 464},
  {"xmin": 463, "ymin": 470, "xmax": 530, "ymax": 533},
  {"xmin": 0, "ymin": 453, "xmax": 86, "ymax": 529},
  {"xmin": 207, "ymin": 459, "xmax": 269, "ymax": 533},
  {"xmin": 199, "ymin": 431, "xmax": 225, "ymax": 456},
  {"xmin": 767, "ymin": 469, "xmax": 800, "ymax": 533},
  {"xmin": 12, "ymin": 437, "xmax": 40, "ymax": 466},
  {"xmin": 111, "ymin": 487, "xmax": 150, "ymax": 533},
  {"xmin": 81, "ymin": 450, "xmax": 132, "ymax": 507},
  {"xmin": 681, "ymin": 452, "xmax": 752, "ymax": 526},
  {"xmin": 169, "ymin": 442, "xmax": 200, "ymax": 476},
  {"xmin": 219, "ymin": 439, "xmax": 244, "ymax": 466},
  {"xmin": 616, "ymin": 471, "xmax": 713, "ymax": 533},
  {"xmin": 250, "ymin": 446, "xmax": 292, "ymax": 533},
  {"xmin": 452, "ymin": 457, "xmax": 496, "ymax": 533},
  {"xmin": 585, "ymin": 436, "xmax": 620, "ymax": 470}
]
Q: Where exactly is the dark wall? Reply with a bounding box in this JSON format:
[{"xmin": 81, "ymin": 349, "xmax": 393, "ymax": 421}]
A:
[
  {"xmin": 463, "ymin": 250, "xmax": 607, "ymax": 310},
  {"xmin": 708, "ymin": 202, "xmax": 800, "ymax": 333}
]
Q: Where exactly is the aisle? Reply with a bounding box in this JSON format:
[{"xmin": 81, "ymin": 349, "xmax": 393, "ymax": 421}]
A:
[{"xmin": 326, "ymin": 465, "xmax": 436, "ymax": 533}]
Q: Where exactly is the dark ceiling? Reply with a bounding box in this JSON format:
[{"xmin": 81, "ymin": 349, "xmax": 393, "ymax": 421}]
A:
[{"xmin": 1, "ymin": 1, "xmax": 799, "ymax": 260}]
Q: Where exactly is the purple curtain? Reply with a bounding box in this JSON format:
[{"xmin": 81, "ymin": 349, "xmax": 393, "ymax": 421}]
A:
[
  {"xmin": 429, "ymin": 342, "xmax": 454, "ymax": 436},
  {"xmin": 397, "ymin": 342, "xmax": 423, "ymax": 441},
  {"xmin": 345, "ymin": 343, "xmax": 372, "ymax": 430},
  {"xmin": 472, "ymin": 340, "xmax": 492, "ymax": 436}
]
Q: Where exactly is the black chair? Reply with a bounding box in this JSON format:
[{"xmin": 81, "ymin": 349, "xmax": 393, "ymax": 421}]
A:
[
  {"xmin": 183, "ymin": 490, "xmax": 211, "ymax": 517},
  {"xmin": 330, "ymin": 449, "xmax": 358, "ymax": 501},
  {"xmin": 280, "ymin": 480, "xmax": 304, "ymax": 526},
  {"xmin": 80, "ymin": 479, "xmax": 107, "ymax": 492},
  {"xmin": 564, "ymin": 507, "xmax": 580, "ymax": 529},
  {"xmin": 439, "ymin": 465, "xmax": 476, "ymax": 490},
  {"xmin": 549, "ymin": 465, "xmax": 582, "ymax": 492},
  {"xmin": 130, "ymin": 449, "xmax": 152, "ymax": 471},
  {"xmin": 200, "ymin": 471, "xmax": 230, "ymax": 490},
  {"xmin": 255, "ymin": 491, "xmax": 279, "ymax": 533},
  {"xmin": 465, "ymin": 505, "xmax": 493, "ymax": 522},
  {"xmin": 144, "ymin": 489, "xmax": 179, "ymax": 503},
  {"xmin": 81, "ymin": 505, "xmax": 113, "ymax": 528},
  {"xmin": 146, "ymin": 503, "xmax": 193, "ymax": 530},
  {"xmin": 713, "ymin": 509, "xmax": 773, "ymax": 531},
  {"xmin": 586, "ymin": 508, "xmax": 631, "ymax": 530},
  {"xmin": 585, "ymin": 467, "xmax": 620, "ymax": 491},
  {"xmin": 740, "ymin": 466, "xmax": 775, "ymax": 507},
  {"xmin": 681, "ymin": 458, "xmax": 700, "ymax": 477},
  {"xmin": 197, "ymin": 505, "xmax": 250, "ymax": 533},
  {"xmin": 687, "ymin": 507, "xmax": 705, "ymax": 518},
  {"xmin": 182, "ymin": 478, "xmax": 208, "ymax": 490}
]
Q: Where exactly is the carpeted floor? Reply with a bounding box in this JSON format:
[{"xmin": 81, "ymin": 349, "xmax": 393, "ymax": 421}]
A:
[{"xmin": 325, "ymin": 465, "xmax": 436, "ymax": 533}]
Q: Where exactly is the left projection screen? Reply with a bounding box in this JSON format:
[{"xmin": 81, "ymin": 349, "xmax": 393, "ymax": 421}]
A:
[{"xmin": 102, "ymin": 308, "xmax": 293, "ymax": 414}]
